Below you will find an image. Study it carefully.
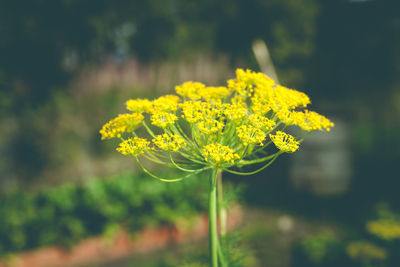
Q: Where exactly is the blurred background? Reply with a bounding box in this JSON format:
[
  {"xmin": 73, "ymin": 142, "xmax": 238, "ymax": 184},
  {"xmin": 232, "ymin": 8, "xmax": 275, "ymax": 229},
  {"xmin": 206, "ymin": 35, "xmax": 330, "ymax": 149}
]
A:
[{"xmin": 1, "ymin": 0, "xmax": 400, "ymax": 266}]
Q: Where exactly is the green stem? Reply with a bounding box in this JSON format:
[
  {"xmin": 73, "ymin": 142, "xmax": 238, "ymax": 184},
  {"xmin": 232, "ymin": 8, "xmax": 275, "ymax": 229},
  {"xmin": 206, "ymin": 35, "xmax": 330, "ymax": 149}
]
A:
[
  {"xmin": 217, "ymin": 171, "xmax": 227, "ymax": 237},
  {"xmin": 217, "ymin": 170, "xmax": 227, "ymax": 267},
  {"xmin": 209, "ymin": 169, "xmax": 219, "ymax": 267},
  {"xmin": 218, "ymin": 244, "xmax": 227, "ymax": 267}
]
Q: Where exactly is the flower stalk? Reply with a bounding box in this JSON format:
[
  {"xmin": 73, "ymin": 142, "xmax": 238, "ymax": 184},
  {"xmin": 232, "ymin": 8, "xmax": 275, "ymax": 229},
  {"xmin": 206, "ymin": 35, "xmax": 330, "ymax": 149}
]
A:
[{"xmin": 209, "ymin": 169, "xmax": 219, "ymax": 267}]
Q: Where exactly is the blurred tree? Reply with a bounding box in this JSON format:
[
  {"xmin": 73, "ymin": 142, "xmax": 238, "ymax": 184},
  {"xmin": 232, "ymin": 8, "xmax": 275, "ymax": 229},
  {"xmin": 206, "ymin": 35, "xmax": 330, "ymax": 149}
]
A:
[
  {"xmin": 310, "ymin": 0, "xmax": 400, "ymax": 101},
  {"xmin": 0, "ymin": 0, "xmax": 321, "ymax": 113}
]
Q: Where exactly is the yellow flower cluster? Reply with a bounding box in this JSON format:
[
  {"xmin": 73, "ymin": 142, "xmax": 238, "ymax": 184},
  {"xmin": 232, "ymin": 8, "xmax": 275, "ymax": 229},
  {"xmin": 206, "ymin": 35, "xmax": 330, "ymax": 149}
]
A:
[
  {"xmin": 101, "ymin": 68, "xmax": 333, "ymax": 168},
  {"xmin": 197, "ymin": 119, "xmax": 225, "ymax": 135},
  {"xmin": 100, "ymin": 113, "xmax": 144, "ymax": 140},
  {"xmin": 223, "ymin": 102, "xmax": 248, "ymax": 122},
  {"xmin": 153, "ymin": 133, "xmax": 186, "ymax": 152},
  {"xmin": 175, "ymin": 81, "xmax": 231, "ymax": 101},
  {"xmin": 180, "ymin": 100, "xmax": 224, "ymax": 136},
  {"xmin": 236, "ymin": 125, "xmax": 266, "ymax": 146},
  {"xmin": 248, "ymin": 113, "xmax": 276, "ymax": 130},
  {"xmin": 269, "ymin": 131, "xmax": 299, "ymax": 153},
  {"xmin": 181, "ymin": 101, "xmax": 217, "ymax": 123},
  {"xmin": 150, "ymin": 111, "xmax": 178, "ymax": 128},
  {"xmin": 175, "ymin": 81, "xmax": 205, "ymax": 99},
  {"xmin": 277, "ymin": 109, "xmax": 333, "ymax": 132},
  {"xmin": 126, "ymin": 98, "xmax": 153, "ymax": 113},
  {"xmin": 152, "ymin": 95, "xmax": 180, "ymax": 112},
  {"xmin": 116, "ymin": 137, "xmax": 149, "ymax": 155},
  {"xmin": 198, "ymin": 86, "xmax": 231, "ymax": 101},
  {"xmin": 203, "ymin": 143, "xmax": 240, "ymax": 166},
  {"xmin": 228, "ymin": 68, "xmax": 275, "ymax": 97},
  {"xmin": 366, "ymin": 220, "xmax": 400, "ymax": 240}
]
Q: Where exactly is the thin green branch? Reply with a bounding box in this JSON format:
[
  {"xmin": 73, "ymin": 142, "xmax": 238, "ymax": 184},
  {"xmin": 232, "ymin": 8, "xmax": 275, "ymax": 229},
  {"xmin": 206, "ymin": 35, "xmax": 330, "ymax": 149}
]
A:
[
  {"xmin": 134, "ymin": 156, "xmax": 209, "ymax": 182},
  {"xmin": 168, "ymin": 152, "xmax": 204, "ymax": 172},
  {"xmin": 142, "ymin": 120, "xmax": 157, "ymax": 138},
  {"xmin": 237, "ymin": 153, "xmax": 277, "ymax": 167},
  {"xmin": 223, "ymin": 152, "xmax": 282, "ymax": 176},
  {"xmin": 209, "ymin": 168, "xmax": 219, "ymax": 267}
]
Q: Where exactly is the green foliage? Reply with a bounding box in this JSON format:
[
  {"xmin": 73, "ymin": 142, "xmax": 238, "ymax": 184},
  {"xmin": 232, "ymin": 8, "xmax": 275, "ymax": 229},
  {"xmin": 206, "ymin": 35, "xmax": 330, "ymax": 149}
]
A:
[
  {"xmin": 300, "ymin": 232, "xmax": 343, "ymax": 265},
  {"xmin": 293, "ymin": 204, "xmax": 400, "ymax": 267},
  {"xmin": 220, "ymin": 232, "xmax": 252, "ymax": 267},
  {"xmin": 346, "ymin": 241, "xmax": 387, "ymax": 265},
  {"xmin": 366, "ymin": 203, "xmax": 400, "ymax": 241},
  {"xmin": 0, "ymin": 171, "xmax": 208, "ymax": 256}
]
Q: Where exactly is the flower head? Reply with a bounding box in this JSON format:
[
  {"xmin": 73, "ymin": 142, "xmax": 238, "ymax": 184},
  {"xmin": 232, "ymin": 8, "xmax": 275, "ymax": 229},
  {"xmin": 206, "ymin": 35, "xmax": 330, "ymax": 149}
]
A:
[
  {"xmin": 223, "ymin": 102, "xmax": 248, "ymax": 122},
  {"xmin": 228, "ymin": 69, "xmax": 275, "ymax": 98},
  {"xmin": 100, "ymin": 113, "xmax": 144, "ymax": 140},
  {"xmin": 248, "ymin": 113, "xmax": 276, "ymax": 131},
  {"xmin": 116, "ymin": 137, "xmax": 149, "ymax": 156},
  {"xmin": 197, "ymin": 119, "xmax": 225, "ymax": 135},
  {"xmin": 153, "ymin": 133, "xmax": 186, "ymax": 152},
  {"xmin": 269, "ymin": 131, "xmax": 299, "ymax": 153},
  {"xmin": 175, "ymin": 81, "xmax": 205, "ymax": 100},
  {"xmin": 203, "ymin": 143, "xmax": 240, "ymax": 166},
  {"xmin": 198, "ymin": 86, "xmax": 231, "ymax": 101},
  {"xmin": 180, "ymin": 100, "xmax": 223, "ymax": 123},
  {"xmin": 101, "ymin": 68, "xmax": 333, "ymax": 175},
  {"xmin": 126, "ymin": 98, "xmax": 153, "ymax": 113},
  {"xmin": 150, "ymin": 111, "xmax": 178, "ymax": 128},
  {"xmin": 236, "ymin": 125, "xmax": 266, "ymax": 146},
  {"xmin": 152, "ymin": 95, "xmax": 180, "ymax": 112},
  {"xmin": 300, "ymin": 110, "xmax": 334, "ymax": 132}
]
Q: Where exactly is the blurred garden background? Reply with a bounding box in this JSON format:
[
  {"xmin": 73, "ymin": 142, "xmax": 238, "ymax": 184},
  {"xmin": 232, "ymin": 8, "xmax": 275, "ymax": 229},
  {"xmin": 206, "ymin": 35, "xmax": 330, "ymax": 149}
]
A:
[{"xmin": 1, "ymin": 0, "xmax": 400, "ymax": 266}]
